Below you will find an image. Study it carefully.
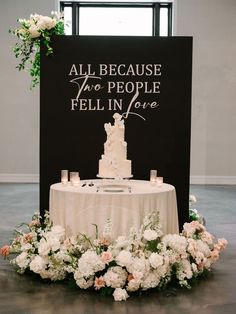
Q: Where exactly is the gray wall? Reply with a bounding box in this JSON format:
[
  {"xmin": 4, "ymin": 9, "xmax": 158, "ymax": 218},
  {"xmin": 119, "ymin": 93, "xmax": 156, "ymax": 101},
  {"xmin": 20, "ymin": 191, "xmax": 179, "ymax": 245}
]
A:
[
  {"xmin": 0, "ymin": 0, "xmax": 236, "ymax": 183},
  {"xmin": 174, "ymin": 0, "xmax": 236, "ymax": 183},
  {"xmin": 0, "ymin": 0, "xmax": 55, "ymax": 182}
]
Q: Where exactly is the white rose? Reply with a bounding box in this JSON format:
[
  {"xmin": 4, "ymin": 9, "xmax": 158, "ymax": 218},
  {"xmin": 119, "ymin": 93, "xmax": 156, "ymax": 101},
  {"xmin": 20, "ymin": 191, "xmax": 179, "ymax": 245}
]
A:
[
  {"xmin": 143, "ymin": 229, "xmax": 158, "ymax": 241},
  {"xmin": 113, "ymin": 288, "xmax": 129, "ymax": 301},
  {"xmin": 50, "ymin": 225, "xmax": 65, "ymax": 240},
  {"xmin": 29, "ymin": 256, "xmax": 47, "ymax": 274},
  {"xmin": 15, "ymin": 252, "xmax": 29, "ymax": 269},
  {"xmin": 37, "ymin": 16, "xmax": 56, "ymax": 30},
  {"xmin": 38, "ymin": 238, "xmax": 51, "ymax": 256},
  {"xmin": 28, "ymin": 24, "xmax": 40, "ymax": 38},
  {"xmin": 116, "ymin": 250, "xmax": 132, "ymax": 267},
  {"xmin": 149, "ymin": 253, "xmax": 163, "ymax": 269}
]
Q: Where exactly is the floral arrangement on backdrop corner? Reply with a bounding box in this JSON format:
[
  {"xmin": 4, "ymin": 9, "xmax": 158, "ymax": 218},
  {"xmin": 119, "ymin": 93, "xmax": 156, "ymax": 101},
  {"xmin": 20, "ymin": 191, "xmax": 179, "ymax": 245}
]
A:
[
  {"xmin": 0, "ymin": 207, "xmax": 227, "ymax": 301},
  {"xmin": 9, "ymin": 12, "xmax": 64, "ymax": 88}
]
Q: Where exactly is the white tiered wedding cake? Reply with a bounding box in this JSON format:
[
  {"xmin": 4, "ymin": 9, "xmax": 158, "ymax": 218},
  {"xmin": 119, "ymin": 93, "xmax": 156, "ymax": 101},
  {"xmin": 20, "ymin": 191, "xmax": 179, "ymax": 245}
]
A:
[{"xmin": 98, "ymin": 113, "xmax": 132, "ymax": 178}]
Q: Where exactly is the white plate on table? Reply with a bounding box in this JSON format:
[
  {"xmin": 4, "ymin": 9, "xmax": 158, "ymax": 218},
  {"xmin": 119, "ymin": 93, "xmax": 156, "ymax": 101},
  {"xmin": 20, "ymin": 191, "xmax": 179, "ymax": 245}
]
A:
[{"xmin": 99, "ymin": 184, "xmax": 129, "ymax": 193}]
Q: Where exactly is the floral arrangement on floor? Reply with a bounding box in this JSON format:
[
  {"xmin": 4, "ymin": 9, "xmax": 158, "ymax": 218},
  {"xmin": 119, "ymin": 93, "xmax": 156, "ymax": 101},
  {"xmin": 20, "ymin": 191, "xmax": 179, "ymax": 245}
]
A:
[
  {"xmin": 9, "ymin": 12, "xmax": 64, "ymax": 88},
  {"xmin": 0, "ymin": 211, "xmax": 227, "ymax": 301}
]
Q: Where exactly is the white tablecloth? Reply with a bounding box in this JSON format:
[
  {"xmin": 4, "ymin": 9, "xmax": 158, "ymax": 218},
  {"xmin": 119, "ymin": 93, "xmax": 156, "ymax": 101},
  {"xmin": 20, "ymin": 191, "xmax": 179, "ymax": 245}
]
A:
[{"xmin": 49, "ymin": 179, "xmax": 179, "ymax": 239}]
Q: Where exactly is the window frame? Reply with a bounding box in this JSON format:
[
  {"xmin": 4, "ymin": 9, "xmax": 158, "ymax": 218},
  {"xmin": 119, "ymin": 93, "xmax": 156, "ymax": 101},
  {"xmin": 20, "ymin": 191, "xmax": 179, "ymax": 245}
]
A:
[{"xmin": 60, "ymin": 1, "xmax": 172, "ymax": 36}]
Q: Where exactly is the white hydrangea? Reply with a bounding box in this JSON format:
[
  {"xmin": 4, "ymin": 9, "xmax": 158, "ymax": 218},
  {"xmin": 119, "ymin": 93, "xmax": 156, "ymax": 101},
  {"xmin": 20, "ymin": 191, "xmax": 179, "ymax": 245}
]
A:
[
  {"xmin": 183, "ymin": 221, "xmax": 205, "ymax": 238},
  {"xmin": 29, "ymin": 255, "xmax": 47, "ymax": 274},
  {"xmin": 200, "ymin": 231, "xmax": 214, "ymax": 246},
  {"xmin": 74, "ymin": 271, "xmax": 94, "ymax": 289},
  {"xmin": 176, "ymin": 259, "xmax": 193, "ymax": 282},
  {"xmin": 195, "ymin": 240, "xmax": 211, "ymax": 257},
  {"xmin": 15, "ymin": 252, "xmax": 29, "ymax": 269},
  {"xmin": 195, "ymin": 252, "xmax": 205, "ymax": 265},
  {"xmin": 162, "ymin": 234, "xmax": 187, "ymax": 255},
  {"xmin": 187, "ymin": 238, "xmax": 198, "ymax": 256},
  {"xmin": 77, "ymin": 250, "xmax": 105, "ymax": 277},
  {"xmin": 40, "ymin": 266, "xmax": 66, "ymax": 281},
  {"xmin": 113, "ymin": 288, "xmax": 129, "ymax": 301},
  {"xmin": 141, "ymin": 270, "xmax": 160, "ymax": 290},
  {"xmin": 127, "ymin": 256, "xmax": 150, "ymax": 277},
  {"xmin": 104, "ymin": 266, "xmax": 127, "ymax": 288},
  {"xmin": 127, "ymin": 278, "xmax": 141, "ymax": 292},
  {"xmin": 182, "ymin": 259, "xmax": 193, "ymax": 279}
]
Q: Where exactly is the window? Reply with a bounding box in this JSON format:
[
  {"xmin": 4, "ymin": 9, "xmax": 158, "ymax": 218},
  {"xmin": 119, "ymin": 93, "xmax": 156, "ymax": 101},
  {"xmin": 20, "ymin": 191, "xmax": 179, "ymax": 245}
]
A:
[{"xmin": 60, "ymin": 1, "xmax": 172, "ymax": 36}]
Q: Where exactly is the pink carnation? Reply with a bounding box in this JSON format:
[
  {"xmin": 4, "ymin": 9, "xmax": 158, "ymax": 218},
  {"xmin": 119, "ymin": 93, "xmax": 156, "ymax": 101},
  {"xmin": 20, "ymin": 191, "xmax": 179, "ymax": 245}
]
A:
[
  {"xmin": 94, "ymin": 276, "xmax": 106, "ymax": 290},
  {"xmin": 101, "ymin": 251, "xmax": 113, "ymax": 264}
]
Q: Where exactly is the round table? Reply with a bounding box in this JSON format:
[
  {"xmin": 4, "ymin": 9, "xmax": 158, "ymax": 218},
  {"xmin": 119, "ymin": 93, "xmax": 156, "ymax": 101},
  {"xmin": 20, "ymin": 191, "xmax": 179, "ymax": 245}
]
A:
[{"xmin": 49, "ymin": 179, "xmax": 179, "ymax": 239}]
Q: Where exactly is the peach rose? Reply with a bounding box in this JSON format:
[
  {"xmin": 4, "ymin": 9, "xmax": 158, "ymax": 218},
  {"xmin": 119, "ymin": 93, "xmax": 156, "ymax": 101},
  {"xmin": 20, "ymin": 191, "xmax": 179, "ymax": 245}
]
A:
[
  {"xmin": 210, "ymin": 249, "xmax": 220, "ymax": 262},
  {"xmin": 0, "ymin": 245, "xmax": 10, "ymax": 257},
  {"xmin": 127, "ymin": 274, "xmax": 134, "ymax": 282},
  {"xmin": 24, "ymin": 233, "xmax": 33, "ymax": 243},
  {"xmin": 99, "ymin": 238, "xmax": 110, "ymax": 246},
  {"xmin": 216, "ymin": 238, "xmax": 228, "ymax": 251},
  {"xmin": 29, "ymin": 220, "xmax": 40, "ymax": 228}
]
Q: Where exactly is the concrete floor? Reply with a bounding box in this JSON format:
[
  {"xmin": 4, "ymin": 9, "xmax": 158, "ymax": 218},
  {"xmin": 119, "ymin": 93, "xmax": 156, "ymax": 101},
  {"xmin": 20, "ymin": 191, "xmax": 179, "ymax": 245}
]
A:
[{"xmin": 0, "ymin": 183, "xmax": 235, "ymax": 314}]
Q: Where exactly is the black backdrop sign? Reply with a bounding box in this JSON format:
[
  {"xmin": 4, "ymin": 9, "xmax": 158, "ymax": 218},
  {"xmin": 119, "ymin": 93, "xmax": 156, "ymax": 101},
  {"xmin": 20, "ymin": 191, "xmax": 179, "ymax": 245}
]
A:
[{"xmin": 40, "ymin": 36, "xmax": 192, "ymax": 230}]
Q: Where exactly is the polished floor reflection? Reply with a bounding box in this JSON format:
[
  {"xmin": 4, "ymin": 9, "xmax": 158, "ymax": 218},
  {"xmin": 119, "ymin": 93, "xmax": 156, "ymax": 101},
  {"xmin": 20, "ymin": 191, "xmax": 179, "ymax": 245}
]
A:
[{"xmin": 0, "ymin": 184, "xmax": 235, "ymax": 314}]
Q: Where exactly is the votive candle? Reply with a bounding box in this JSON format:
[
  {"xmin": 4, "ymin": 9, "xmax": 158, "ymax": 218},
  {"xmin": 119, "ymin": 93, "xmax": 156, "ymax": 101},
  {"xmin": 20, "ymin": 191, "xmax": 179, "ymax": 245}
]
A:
[
  {"xmin": 70, "ymin": 171, "xmax": 80, "ymax": 186},
  {"xmin": 150, "ymin": 170, "xmax": 157, "ymax": 186},
  {"xmin": 156, "ymin": 176, "xmax": 163, "ymax": 187},
  {"xmin": 61, "ymin": 170, "xmax": 68, "ymax": 185}
]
